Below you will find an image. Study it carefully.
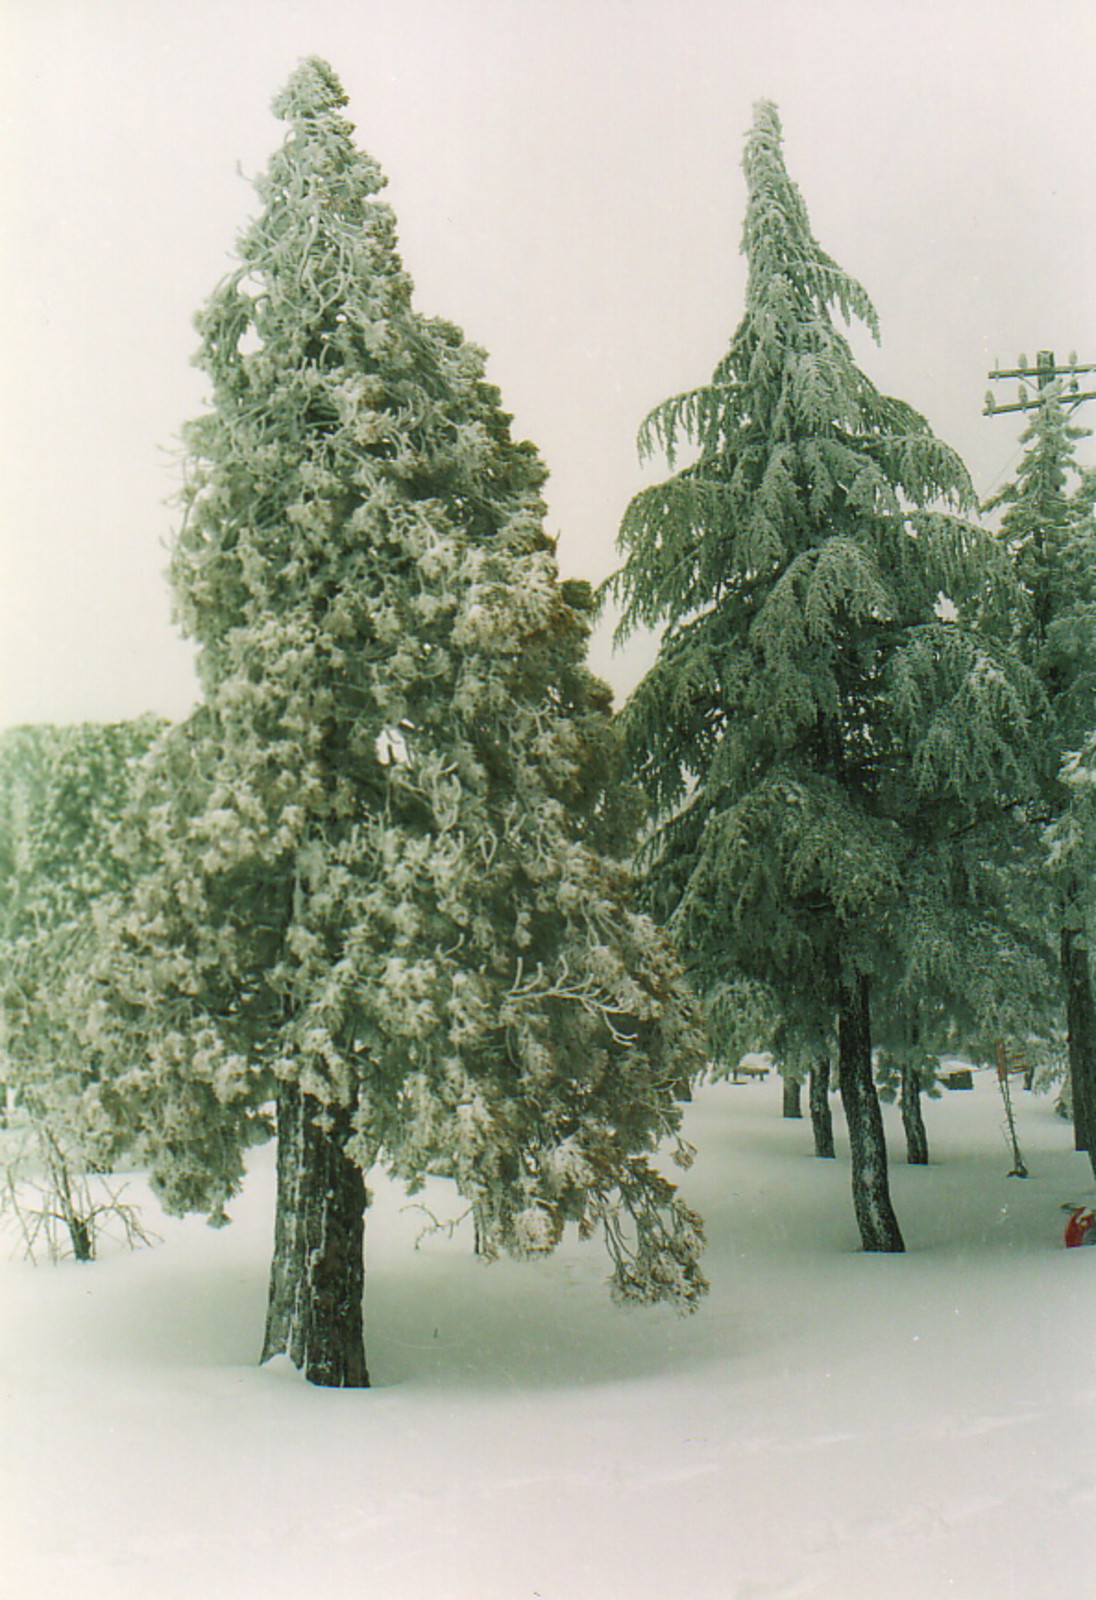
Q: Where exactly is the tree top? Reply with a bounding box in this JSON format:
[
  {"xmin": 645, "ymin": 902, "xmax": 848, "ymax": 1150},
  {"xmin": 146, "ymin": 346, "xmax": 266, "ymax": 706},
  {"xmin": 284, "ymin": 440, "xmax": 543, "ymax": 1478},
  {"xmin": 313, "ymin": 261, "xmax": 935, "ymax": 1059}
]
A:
[
  {"xmin": 271, "ymin": 57, "xmax": 350, "ymax": 122},
  {"xmin": 747, "ymin": 98, "xmax": 782, "ymax": 151},
  {"xmin": 740, "ymin": 96, "xmax": 878, "ymax": 344}
]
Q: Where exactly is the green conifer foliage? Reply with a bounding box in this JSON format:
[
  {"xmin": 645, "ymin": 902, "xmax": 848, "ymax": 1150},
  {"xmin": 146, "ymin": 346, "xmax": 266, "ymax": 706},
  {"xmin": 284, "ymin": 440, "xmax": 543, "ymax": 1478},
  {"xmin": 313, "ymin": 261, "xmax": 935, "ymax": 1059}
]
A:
[
  {"xmin": 0, "ymin": 719, "xmax": 165, "ymax": 1169},
  {"xmin": 996, "ymin": 391, "xmax": 1096, "ymax": 1172},
  {"xmin": 609, "ymin": 102, "xmax": 1037, "ymax": 1249},
  {"xmin": 99, "ymin": 60, "xmax": 706, "ymax": 1384},
  {"xmin": 989, "ymin": 393, "xmax": 1096, "ymax": 708}
]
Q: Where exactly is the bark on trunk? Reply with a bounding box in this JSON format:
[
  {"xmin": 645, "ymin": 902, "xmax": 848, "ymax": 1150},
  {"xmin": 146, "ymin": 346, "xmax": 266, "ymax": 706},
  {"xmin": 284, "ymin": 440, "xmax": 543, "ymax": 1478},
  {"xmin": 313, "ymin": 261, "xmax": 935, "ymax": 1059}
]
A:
[
  {"xmin": 838, "ymin": 974, "xmax": 904, "ymax": 1252},
  {"xmin": 782, "ymin": 1075, "xmax": 803, "ymax": 1119},
  {"xmin": 40, "ymin": 1129, "xmax": 95, "ymax": 1261},
  {"xmin": 900, "ymin": 1065, "xmax": 929, "ymax": 1166},
  {"xmin": 809, "ymin": 1056, "xmax": 835, "ymax": 1158},
  {"xmin": 1062, "ymin": 926, "xmax": 1096, "ymax": 1181},
  {"xmin": 261, "ymin": 1078, "xmax": 369, "ymax": 1387}
]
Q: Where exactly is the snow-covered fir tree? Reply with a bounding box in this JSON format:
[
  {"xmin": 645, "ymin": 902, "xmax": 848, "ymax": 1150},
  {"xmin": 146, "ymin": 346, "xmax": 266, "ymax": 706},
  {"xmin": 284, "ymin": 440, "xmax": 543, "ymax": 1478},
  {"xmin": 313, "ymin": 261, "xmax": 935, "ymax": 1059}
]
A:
[
  {"xmin": 607, "ymin": 101, "xmax": 1040, "ymax": 1250},
  {"xmin": 995, "ymin": 387, "xmax": 1096, "ymax": 1173},
  {"xmin": 96, "ymin": 59, "xmax": 706, "ymax": 1385},
  {"xmin": 0, "ymin": 719, "xmax": 165, "ymax": 1202}
]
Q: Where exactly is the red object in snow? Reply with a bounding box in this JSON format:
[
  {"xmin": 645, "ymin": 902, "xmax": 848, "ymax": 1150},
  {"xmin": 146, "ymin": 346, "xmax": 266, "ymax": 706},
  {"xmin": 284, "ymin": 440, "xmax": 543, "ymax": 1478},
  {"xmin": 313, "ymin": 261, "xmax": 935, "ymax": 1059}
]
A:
[{"xmin": 1064, "ymin": 1206, "xmax": 1096, "ymax": 1247}]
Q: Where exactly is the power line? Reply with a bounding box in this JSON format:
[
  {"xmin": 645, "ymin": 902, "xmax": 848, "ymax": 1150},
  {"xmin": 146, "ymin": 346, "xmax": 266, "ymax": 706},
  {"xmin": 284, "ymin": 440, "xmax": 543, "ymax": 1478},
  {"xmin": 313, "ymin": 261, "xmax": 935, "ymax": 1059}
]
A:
[{"xmin": 984, "ymin": 349, "xmax": 1096, "ymax": 416}]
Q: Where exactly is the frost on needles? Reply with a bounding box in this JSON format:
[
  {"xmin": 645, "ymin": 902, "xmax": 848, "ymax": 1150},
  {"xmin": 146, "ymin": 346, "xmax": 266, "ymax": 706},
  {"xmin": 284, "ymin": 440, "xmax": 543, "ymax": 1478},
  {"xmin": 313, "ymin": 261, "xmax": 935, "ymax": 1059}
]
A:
[
  {"xmin": 608, "ymin": 100, "xmax": 1042, "ymax": 1252},
  {"xmin": 0, "ymin": 719, "xmax": 167, "ymax": 1260},
  {"xmin": 92, "ymin": 59, "xmax": 707, "ymax": 1385},
  {"xmin": 994, "ymin": 386, "xmax": 1096, "ymax": 1176}
]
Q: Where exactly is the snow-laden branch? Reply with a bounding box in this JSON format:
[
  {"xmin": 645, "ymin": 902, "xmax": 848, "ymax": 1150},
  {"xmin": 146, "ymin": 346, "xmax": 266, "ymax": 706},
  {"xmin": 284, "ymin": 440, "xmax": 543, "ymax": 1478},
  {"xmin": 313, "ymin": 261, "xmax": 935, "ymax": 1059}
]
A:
[{"xmin": 504, "ymin": 955, "xmax": 639, "ymax": 1045}]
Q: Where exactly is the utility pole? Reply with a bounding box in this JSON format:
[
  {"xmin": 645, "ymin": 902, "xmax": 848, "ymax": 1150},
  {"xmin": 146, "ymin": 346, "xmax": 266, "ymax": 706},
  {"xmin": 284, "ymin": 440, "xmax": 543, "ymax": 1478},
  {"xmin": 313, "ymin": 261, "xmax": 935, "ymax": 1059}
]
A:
[{"xmin": 984, "ymin": 349, "xmax": 1096, "ymax": 416}]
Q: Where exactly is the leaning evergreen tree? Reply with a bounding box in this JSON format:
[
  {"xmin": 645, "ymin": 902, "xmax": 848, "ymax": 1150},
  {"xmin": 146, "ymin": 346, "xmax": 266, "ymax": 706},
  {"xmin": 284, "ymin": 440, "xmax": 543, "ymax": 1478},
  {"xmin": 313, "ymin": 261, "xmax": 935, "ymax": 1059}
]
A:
[
  {"xmin": 608, "ymin": 101, "xmax": 1038, "ymax": 1250},
  {"xmin": 992, "ymin": 386, "xmax": 1096, "ymax": 1171},
  {"xmin": 98, "ymin": 59, "xmax": 706, "ymax": 1386}
]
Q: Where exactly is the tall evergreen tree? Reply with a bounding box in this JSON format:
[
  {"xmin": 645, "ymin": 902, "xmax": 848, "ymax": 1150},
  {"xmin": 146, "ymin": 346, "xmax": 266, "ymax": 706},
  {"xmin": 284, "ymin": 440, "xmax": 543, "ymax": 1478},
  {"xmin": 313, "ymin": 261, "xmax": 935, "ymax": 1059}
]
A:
[
  {"xmin": 992, "ymin": 388, "xmax": 1096, "ymax": 1171},
  {"xmin": 608, "ymin": 101, "xmax": 1037, "ymax": 1250},
  {"xmin": 97, "ymin": 60, "xmax": 706, "ymax": 1386}
]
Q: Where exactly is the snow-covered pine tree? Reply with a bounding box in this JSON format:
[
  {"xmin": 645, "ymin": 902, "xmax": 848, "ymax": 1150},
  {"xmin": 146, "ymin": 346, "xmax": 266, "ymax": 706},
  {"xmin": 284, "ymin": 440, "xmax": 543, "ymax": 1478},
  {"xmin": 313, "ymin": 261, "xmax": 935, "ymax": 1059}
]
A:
[
  {"xmin": 0, "ymin": 720, "xmax": 165, "ymax": 1212},
  {"xmin": 994, "ymin": 389, "xmax": 1096, "ymax": 1172},
  {"xmin": 0, "ymin": 727, "xmax": 49, "ymax": 1134},
  {"xmin": 608, "ymin": 101, "xmax": 1039, "ymax": 1250},
  {"xmin": 98, "ymin": 59, "xmax": 706, "ymax": 1386}
]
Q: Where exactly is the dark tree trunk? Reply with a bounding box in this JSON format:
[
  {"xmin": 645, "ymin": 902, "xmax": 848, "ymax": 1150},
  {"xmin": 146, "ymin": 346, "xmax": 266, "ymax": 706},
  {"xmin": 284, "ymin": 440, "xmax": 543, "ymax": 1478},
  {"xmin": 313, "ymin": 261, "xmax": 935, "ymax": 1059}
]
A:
[
  {"xmin": 900, "ymin": 1065, "xmax": 929, "ymax": 1166},
  {"xmin": 837, "ymin": 974, "xmax": 904, "ymax": 1252},
  {"xmin": 41, "ymin": 1129, "xmax": 95, "ymax": 1261},
  {"xmin": 1062, "ymin": 926, "xmax": 1096, "ymax": 1181},
  {"xmin": 782, "ymin": 1075, "xmax": 803, "ymax": 1118},
  {"xmin": 261, "ymin": 1079, "xmax": 369, "ymax": 1387},
  {"xmin": 809, "ymin": 1056, "xmax": 835, "ymax": 1158}
]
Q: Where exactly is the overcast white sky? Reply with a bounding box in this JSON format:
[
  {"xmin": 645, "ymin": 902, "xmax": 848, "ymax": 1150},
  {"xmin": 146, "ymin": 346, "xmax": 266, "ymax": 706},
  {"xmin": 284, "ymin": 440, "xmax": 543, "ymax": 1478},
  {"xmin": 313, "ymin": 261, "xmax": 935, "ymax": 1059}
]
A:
[{"xmin": 2, "ymin": 0, "xmax": 1095, "ymax": 729}]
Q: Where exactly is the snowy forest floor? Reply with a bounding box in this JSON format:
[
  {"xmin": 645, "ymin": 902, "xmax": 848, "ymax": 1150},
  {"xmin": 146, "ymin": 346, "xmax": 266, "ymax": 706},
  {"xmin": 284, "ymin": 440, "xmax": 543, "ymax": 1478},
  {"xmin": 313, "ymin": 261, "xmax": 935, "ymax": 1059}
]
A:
[{"xmin": 2, "ymin": 1068, "xmax": 1094, "ymax": 1600}]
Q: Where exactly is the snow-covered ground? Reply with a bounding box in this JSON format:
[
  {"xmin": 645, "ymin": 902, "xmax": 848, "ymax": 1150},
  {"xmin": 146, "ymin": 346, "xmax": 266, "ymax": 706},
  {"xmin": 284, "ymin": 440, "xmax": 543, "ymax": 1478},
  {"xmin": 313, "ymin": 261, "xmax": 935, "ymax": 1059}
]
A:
[{"xmin": 2, "ymin": 1068, "xmax": 1094, "ymax": 1600}]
